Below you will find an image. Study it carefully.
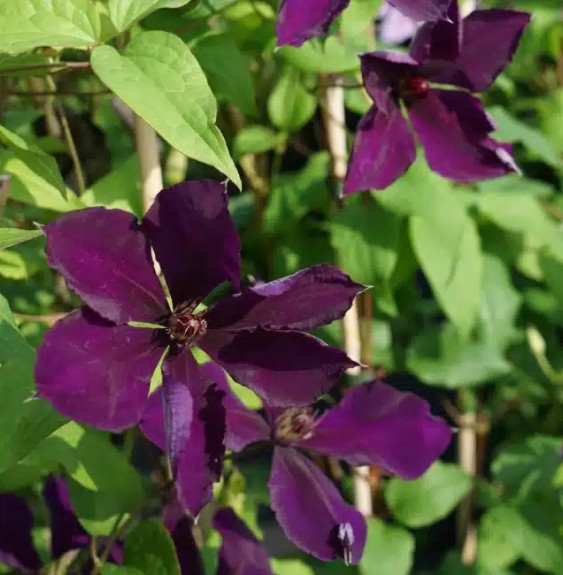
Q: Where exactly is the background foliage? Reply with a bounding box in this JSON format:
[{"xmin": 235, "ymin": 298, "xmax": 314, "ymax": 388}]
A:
[{"xmin": 0, "ymin": 0, "xmax": 561, "ymax": 574}]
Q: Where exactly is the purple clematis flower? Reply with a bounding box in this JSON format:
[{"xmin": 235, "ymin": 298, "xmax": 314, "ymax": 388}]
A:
[
  {"xmin": 164, "ymin": 498, "xmax": 273, "ymax": 575},
  {"xmin": 142, "ymin": 362, "xmax": 452, "ymax": 563},
  {"xmin": 344, "ymin": 0, "xmax": 530, "ymax": 193},
  {"xmin": 35, "ymin": 180, "xmax": 364, "ymax": 432},
  {"xmin": 276, "ymin": 0, "xmax": 449, "ymax": 47},
  {"xmin": 0, "ymin": 476, "xmax": 121, "ymax": 574}
]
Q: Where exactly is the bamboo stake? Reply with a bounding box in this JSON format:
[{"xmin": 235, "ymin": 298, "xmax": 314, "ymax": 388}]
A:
[
  {"xmin": 323, "ymin": 81, "xmax": 372, "ymax": 518},
  {"xmin": 134, "ymin": 115, "xmax": 163, "ymax": 214}
]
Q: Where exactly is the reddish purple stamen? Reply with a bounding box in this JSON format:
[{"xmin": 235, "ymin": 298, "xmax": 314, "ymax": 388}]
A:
[
  {"xmin": 399, "ymin": 75, "xmax": 431, "ymax": 101},
  {"xmin": 274, "ymin": 408, "xmax": 316, "ymax": 444},
  {"xmin": 167, "ymin": 305, "xmax": 207, "ymax": 346}
]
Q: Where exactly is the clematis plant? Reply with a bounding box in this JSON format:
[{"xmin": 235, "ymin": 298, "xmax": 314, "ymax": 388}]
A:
[
  {"xmin": 142, "ymin": 362, "xmax": 452, "ymax": 563},
  {"xmin": 276, "ymin": 0, "xmax": 450, "ymax": 47},
  {"xmin": 164, "ymin": 499, "xmax": 273, "ymax": 575},
  {"xmin": 0, "ymin": 476, "xmax": 122, "ymax": 574},
  {"xmin": 344, "ymin": 0, "xmax": 530, "ymax": 193},
  {"xmin": 35, "ymin": 180, "xmax": 364, "ymax": 433}
]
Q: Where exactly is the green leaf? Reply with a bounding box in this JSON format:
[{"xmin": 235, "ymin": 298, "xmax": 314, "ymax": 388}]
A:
[
  {"xmin": 359, "ymin": 519, "xmax": 415, "ymax": 575},
  {"xmin": 478, "ymin": 506, "xmax": 522, "ymax": 571},
  {"xmin": 385, "ymin": 462, "xmax": 472, "ymax": 528},
  {"xmin": 91, "ymin": 31, "xmax": 240, "ymax": 187},
  {"xmin": 81, "ymin": 155, "xmax": 142, "ymax": 216},
  {"xmin": 41, "ymin": 422, "xmax": 144, "ymax": 535},
  {"xmin": 0, "ymin": 126, "xmax": 71, "ymax": 212},
  {"xmin": 266, "ymin": 152, "xmax": 330, "ymax": 235},
  {"xmin": 0, "ymin": 292, "xmax": 35, "ymax": 363},
  {"xmin": 108, "ymin": 0, "xmax": 192, "ymax": 34},
  {"xmin": 330, "ymin": 196, "xmax": 401, "ymax": 287},
  {"xmin": 410, "ymin": 213, "xmax": 482, "ymax": 337},
  {"xmin": 407, "ymin": 323, "xmax": 511, "ymax": 388},
  {"xmin": 476, "ymin": 192, "xmax": 563, "ymax": 261},
  {"xmin": 124, "ymin": 519, "xmax": 181, "ymax": 575},
  {"xmin": 0, "ymin": 228, "xmax": 43, "ymax": 252},
  {"xmin": 102, "ymin": 566, "xmax": 144, "ymax": 575},
  {"xmin": 271, "ymin": 559, "xmax": 314, "ymax": 575},
  {"xmin": 378, "ymin": 160, "xmax": 482, "ymax": 333},
  {"xmin": 233, "ymin": 126, "xmax": 286, "ymax": 160},
  {"xmin": 479, "ymin": 254, "xmax": 522, "ymax": 350},
  {"xmin": 191, "ymin": 30, "xmax": 257, "ymax": 116},
  {"xmin": 0, "ymin": 0, "xmax": 100, "ymax": 54},
  {"xmin": 487, "ymin": 106, "xmax": 560, "ymax": 167},
  {"xmin": 278, "ymin": 37, "xmax": 360, "ymax": 74},
  {"xmin": 268, "ymin": 67, "xmax": 316, "ymax": 133},
  {"xmin": 491, "ymin": 435, "xmax": 562, "ymax": 499},
  {"xmin": 490, "ymin": 503, "xmax": 563, "ymax": 574},
  {"xmin": 0, "ymin": 360, "xmax": 66, "ymax": 473}
]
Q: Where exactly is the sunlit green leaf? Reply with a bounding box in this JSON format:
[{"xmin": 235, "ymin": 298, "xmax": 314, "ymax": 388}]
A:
[{"xmin": 91, "ymin": 31, "xmax": 240, "ymax": 187}]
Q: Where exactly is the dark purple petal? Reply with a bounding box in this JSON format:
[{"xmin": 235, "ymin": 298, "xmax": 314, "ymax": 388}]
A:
[
  {"xmin": 199, "ymin": 362, "xmax": 270, "ymax": 452},
  {"xmin": 409, "ymin": 0, "xmax": 461, "ymax": 62},
  {"xmin": 299, "ymin": 380, "xmax": 452, "ymax": 479},
  {"xmin": 213, "ymin": 508, "xmax": 273, "ymax": 575},
  {"xmin": 409, "ymin": 89, "xmax": 518, "ymax": 182},
  {"xmin": 360, "ymin": 51, "xmax": 418, "ymax": 107},
  {"xmin": 0, "ymin": 494, "xmax": 41, "ymax": 573},
  {"xmin": 377, "ymin": 3, "xmax": 418, "ymax": 45},
  {"xmin": 45, "ymin": 208, "xmax": 168, "ymax": 325},
  {"xmin": 44, "ymin": 476, "xmax": 90, "ymax": 559},
  {"xmin": 276, "ymin": 0, "xmax": 350, "ymax": 47},
  {"xmin": 140, "ymin": 353, "xmax": 227, "ymax": 516},
  {"xmin": 388, "ymin": 0, "xmax": 450, "ymax": 22},
  {"xmin": 163, "ymin": 498, "xmax": 205, "ymax": 575},
  {"xmin": 36, "ymin": 308, "xmax": 161, "ymax": 431},
  {"xmin": 161, "ymin": 353, "xmax": 200, "ymax": 477},
  {"xmin": 344, "ymin": 103, "xmax": 416, "ymax": 194},
  {"xmin": 140, "ymin": 389, "xmax": 167, "ymax": 451},
  {"xmin": 269, "ymin": 447, "xmax": 366, "ymax": 564},
  {"xmin": 143, "ymin": 181, "xmax": 241, "ymax": 307},
  {"xmin": 430, "ymin": 10, "xmax": 531, "ymax": 91},
  {"xmin": 205, "ymin": 265, "xmax": 365, "ymax": 332},
  {"xmin": 201, "ymin": 327, "xmax": 356, "ymax": 406}
]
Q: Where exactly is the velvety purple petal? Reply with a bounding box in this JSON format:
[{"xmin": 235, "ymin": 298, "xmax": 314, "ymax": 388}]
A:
[
  {"xmin": 299, "ymin": 380, "xmax": 452, "ymax": 479},
  {"xmin": 269, "ymin": 448, "xmax": 366, "ymax": 564},
  {"xmin": 45, "ymin": 208, "xmax": 168, "ymax": 325},
  {"xmin": 276, "ymin": 0, "xmax": 350, "ymax": 47},
  {"xmin": 213, "ymin": 508, "xmax": 273, "ymax": 575},
  {"xmin": 360, "ymin": 51, "xmax": 418, "ymax": 107},
  {"xmin": 163, "ymin": 498, "xmax": 205, "ymax": 575},
  {"xmin": 201, "ymin": 327, "xmax": 356, "ymax": 407},
  {"xmin": 409, "ymin": 0, "xmax": 461, "ymax": 63},
  {"xmin": 344, "ymin": 102, "xmax": 416, "ymax": 194},
  {"xmin": 377, "ymin": 2, "xmax": 418, "ymax": 45},
  {"xmin": 430, "ymin": 10, "xmax": 531, "ymax": 91},
  {"xmin": 0, "ymin": 494, "xmax": 41, "ymax": 573},
  {"xmin": 140, "ymin": 353, "xmax": 227, "ymax": 516},
  {"xmin": 205, "ymin": 265, "xmax": 365, "ymax": 332},
  {"xmin": 161, "ymin": 353, "xmax": 200, "ymax": 477},
  {"xmin": 199, "ymin": 362, "xmax": 270, "ymax": 452},
  {"xmin": 44, "ymin": 476, "xmax": 90, "ymax": 559},
  {"xmin": 409, "ymin": 89, "xmax": 519, "ymax": 182},
  {"xmin": 143, "ymin": 181, "xmax": 240, "ymax": 308},
  {"xmin": 140, "ymin": 389, "xmax": 166, "ymax": 450},
  {"xmin": 388, "ymin": 0, "xmax": 450, "ymax": 22},
  {"xmin": 36, "ymin": 308, "xmax": 161, "ymax": 431}
]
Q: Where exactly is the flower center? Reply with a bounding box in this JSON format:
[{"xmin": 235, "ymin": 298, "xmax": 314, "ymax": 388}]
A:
[
  {"xmin": 167, "ymin": 305, "xmax": 207, "ymax": 347},
  {"xmin": 274, "ymin": 408, "xmax": 316, "ymax": 444},
  {"xmin": 398, "ymin": 75, "xmax": 430, "ymax": 102}
]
